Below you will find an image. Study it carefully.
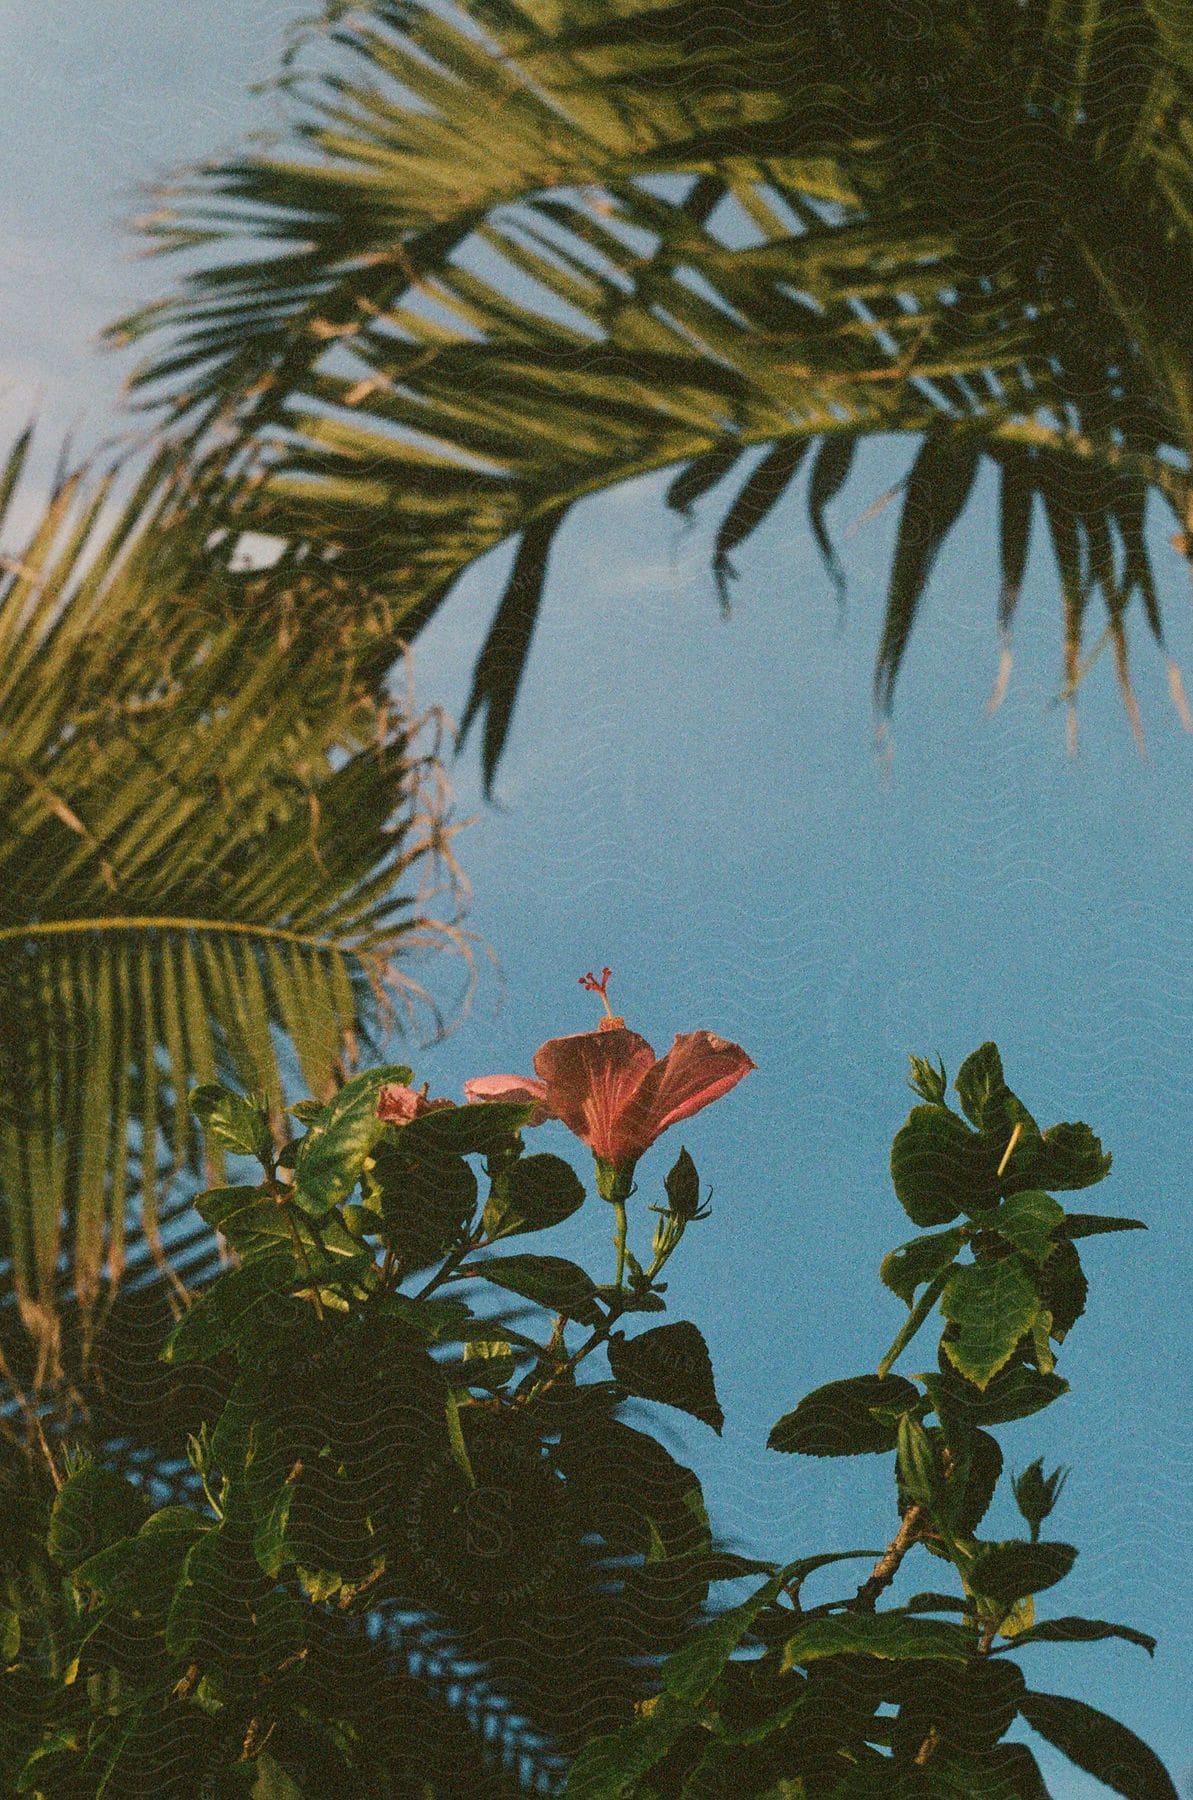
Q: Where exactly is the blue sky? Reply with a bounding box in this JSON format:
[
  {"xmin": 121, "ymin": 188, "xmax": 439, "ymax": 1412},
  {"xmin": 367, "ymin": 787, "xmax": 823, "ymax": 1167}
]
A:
[{"xmin": 2, "ymin": 4, "xmax": 1190, "ymax": 1791}]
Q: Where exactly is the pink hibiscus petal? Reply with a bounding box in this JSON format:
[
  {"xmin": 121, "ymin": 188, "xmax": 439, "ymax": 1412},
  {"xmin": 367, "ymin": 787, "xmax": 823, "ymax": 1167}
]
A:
[
  {"xmin": 623, "ymin": 1031, "xmax": 756, "ymax": 1144},
  {"xmin": 463, "ymin": 1073, "xmax": 553, "ymax": 1127},
  {"xmin": 533, "ymin": 1028, "xmax": 657, "ymax": 1166}
]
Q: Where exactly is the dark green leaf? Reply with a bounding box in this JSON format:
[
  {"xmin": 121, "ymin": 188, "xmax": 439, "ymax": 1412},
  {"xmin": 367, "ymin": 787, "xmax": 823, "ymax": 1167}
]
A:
[
  {"xmin": 161, "ymin": 1251, "xmax": 297, "ymax": 1364},
  {"xmin": 191, "ymin": 1082, "xmax": 271, "ymax": 1161},
  {"xmin": 940, "ymin": 1257, "xmax": 1040, "ymax": 1388},
  {"xmin": 471, "ymin": 1253, "xmax": 602, "ymax": 1324},
  {"xmin": 462, "ymin": 1337, "xmax": 516, "ymax": 1389},
  {"xmin": 1059, "ymin": 1213, "xmax": 1145, "ymax": 1238},
  {"xmin": 942, "ymin": 1428, "xmax": 1003, "ymax": 1537},
  {"xmin": 662, "ymin": 1573, "xmax": 785, "ymax": 1704},
  {"xmin": 806, "ymin": 435, "xmax": 854, "ymax": 596},
  {"xmin": 1020, "ymin": 1690, "xmax": 1178, "ymax": 1799},
  {"xmin": 1003, "ymin": 1616, "xmax": 1155, "ymax": 1654},
  {"xmin": 1037, "ymin": 1239, "xmax": 1088, "ymax": 1341},
  {"xmin": 782, "ymin": 1612, "xmax": 976, "ymax": 1669},
  {"xmin": 768, "ymin": 1374, "xmax": 920, "ymax": 1455},
  {"xmin": 0, "ymin": 1606, "xmax": 20, "ymax": 1661},
  {"xmin": 250, "ymin": 1752, "xmax": 305, "ymax": 1798},
  {"xmin": 924, "ymin": 1365, "xmax": 1068, "ymax": 1427},
  {"xmin": 483, "ymin": 1151, "xmax": 585, "ymax": 1238},
  {"xmin": 882, "ymin": 1227, "xmax": 967, "ymax": 1305},
  {"xmin": 563, "ymin": 1693, "xmax": 698, "ymax": 1799},
  {"xmin": 953, "ymin": 1043, "xmax": 1010, "ymax": 1132},
  {"xmin": 609, "ymin": 1321, "xmax": 724, "ymax": 1432},
  {"xmin": 403, "ymin": 1100, "xmax": 536, "ymax": 1160},
  {"xmin": 47, "ymin": 1466, "xmax": 148, "ymax": 1571},
  {"xmin": 1032, "ymin": 1122, "xmax": 1112, "ymax": 1191},
  {"xmin": 665, "ymin": 443, "xmax": 741, "ymax": 519},
  {"xmin": 991, "ymin": 1190, "xmax": 1065, "ymax": 1264},
  {"xmin": 712, "ymin": 439, "xmax": 809, "ymax": 609},
  {"xmin": 967, "ymin": 1541, "xmax": 1078, "ymax": 1608},
  {"xmin": 891, "ymin": 1106, "xmax": 993, "ymax": 1227}
]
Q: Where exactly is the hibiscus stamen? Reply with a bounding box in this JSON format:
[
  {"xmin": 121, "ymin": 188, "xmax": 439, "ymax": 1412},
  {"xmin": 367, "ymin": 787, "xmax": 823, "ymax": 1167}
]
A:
[{"xmin": 579, "ymin": 966, "xmax": 624, "ymax": 1030}]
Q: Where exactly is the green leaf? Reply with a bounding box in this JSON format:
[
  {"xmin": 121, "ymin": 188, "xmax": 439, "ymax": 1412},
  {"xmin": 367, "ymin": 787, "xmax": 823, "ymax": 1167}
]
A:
[
  {"xmin": 990, "ymin": 1190, "xmax": 1065, "ymax": 1264},
  {"xmin": 373, "ymin": 1139, "xmax": 478, "ymax": 1270},
  {"xmin": 874, "ymin": 432, "xmax": 981, "ymax": 711},
  {"xmin": 608, "ymin": 1321, "xmax": 724, "ymax": 1432},
  {"xmin": 891, "ymin": 1106, "xmax": 993, "ymax": 1227},
  {"xmin": 1002, "ymin": 1616, "xmax": 1155, "ymax": 1654},
  {"xmin": 252, "ymin": 1481, "xmax": 297, "ymax": 1580},
  {"xmin": 470, "ymin": 1252, "xmax": 602, "ymax": 1323},
  {"xmin": 462, "ymin": 1337, "xmax": 516, "ymax": 1389},
  {"xmin": 924, "ymin": 1364, "xmax": 1068, "ymax": 1426},
  {"xmin": 0, "ymin": 1606, "xmax": 19, "ymax": 1661},
  {"xmin": 402, "ymin": 1099, "xmax": 536, "ymax": 1160},
  {"xmin": 161, "ymin": 1251, "xmax": 297, "ymax": 1364},
  {"xmin": 953, "ymin": 1043, "xmax": 1012, "ymax": 1132},
  {"xmin": 1020, "ymin": 1690, "xmax": 1178, "ymax": 1799},
  {"xmin": 47, "ymin": 1465, "xmax": 148, "ymax": 1571},
  {"xmin": 882, "ymin": 1228, "xmax": 967, "ymax": 1305},
  {"xmin": 661, "ymin": 1572, "xmax": 786, "ymax": 1704},
  {"xmin": 1037, "ymin": 1239, "xmax": 1088, "ymax": 1340},
  {"xmin": 251, "ymin": 1752, "xmax": 305, "ymax": 1799},
  {"xmin": 782, "ymin": 1612, "xmax": 976, "ymax": 1669},
  {"xmin": 896, "ymin": 1413, "xmax": 940, "ymax": 1505},
  {"xmin": 191, "ymin": 1083, "xmax": 271, "ymax": 1162},
  {"xmin": 967, "ymin": 1541, "xmax": 1078, "ymax": 1608},
  {"xmin": 1059, "ymin": 1213, "xmax": 1146, "ymax": 1238},
  {"xmin": 940, "ymin": 1428, "xmax": 1003, "ymax": 1537},
  {"xmin": 940, "ymin": 1256, "xmax": 1040, "ymax": 1388},
  {"xmin": 483, "ymin": 1151, "xmax": 585, "ymax": 1237},
  {"xmin": 292, "ymin": 1064, "xmax": 414, "ymax": 1214},
  {"xmin": 1032, "ymin": 1122, "xmax": 1112, "ymax": 1190},
  {"xmin": 563, "ymin": 1694, "xmax": 698, "ymax": 1799},
  {"xmin": 768, "ymin": 1374, "xmax": 921, "ymax": 1455},
  {"xmin": 877, "ymin": 1271, "xmax": 950, "ymax": 1378}
]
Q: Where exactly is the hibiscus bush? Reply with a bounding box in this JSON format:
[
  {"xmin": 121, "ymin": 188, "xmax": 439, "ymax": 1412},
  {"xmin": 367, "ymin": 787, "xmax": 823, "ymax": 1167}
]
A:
[{"xmin": 0, "ymin": 996, "xmax": 1176, "ymax": 1798}]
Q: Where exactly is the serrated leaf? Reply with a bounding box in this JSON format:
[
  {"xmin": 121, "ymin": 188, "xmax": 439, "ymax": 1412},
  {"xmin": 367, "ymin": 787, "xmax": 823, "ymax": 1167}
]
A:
[
  {"xmin": 662, "ymin": 1572, "xmax": 786, "ymax": 1704},
  {"xmin": 924, "ymin": 1364, "xmax": 1068, "ymax": 1426},
  {"xmin": 768, "ymin": 1374, "xmax": 920, "ymax": 1456},
  {"xmin": 967, "ymin": 1540, "xmax": 1077, "ymax": 1607},
  {"xmin": 563, "ymin": 1693, "xmax": 698, "ymax": 1799},
  {"xmin": 891, "ymin": 1106, "xmax": 993, "ymax": 1227},
  {"xmin": 1020, "ymin": 1690, "xmax": 1178, "ymax": 1799},
  {"xmin": 882, "ymin": 1227, "xmax": 967, "ymax": 1305},
  {"xmin": 608, "ymin": 1321, "xmax": 724, "ymax": 1432},
  {"xmin": 1032, "ymin": 1122, "xmax": 1112, "ymax": 1191},
  {"xmin": 782, "ymin": 1612, "xmax": 975, "ymax": 1669},
  {"xmin": 471, "ymin": 1253, "xmax": 602, "ymax": 1324},
  {"xmin": 940, "ymin": 1257, "xmax": 1040, "ymax": 1388},
  {"xmin": 1037, "ymin": 1239, "xmax": 1088, "ymax": 1341},
  {"xmin": 991, "ymin": 1190, "xmax": 1065, "ymax": 1264}
]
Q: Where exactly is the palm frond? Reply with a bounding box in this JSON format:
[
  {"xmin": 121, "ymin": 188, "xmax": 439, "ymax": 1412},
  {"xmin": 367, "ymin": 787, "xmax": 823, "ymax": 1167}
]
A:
[
  {"xmin": 108, "ymin": 0, "xmax": 1193, "ymax": 780},
  {"xmin": 0, "ymin": 435, "xmax": 468, "ymax": 1383}
]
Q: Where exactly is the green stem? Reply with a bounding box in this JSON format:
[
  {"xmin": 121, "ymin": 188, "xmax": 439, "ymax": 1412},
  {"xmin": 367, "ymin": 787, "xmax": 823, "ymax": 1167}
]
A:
[{"xmin": 613, "ymin": 1198, "xmax": 628, "ymax": 1290}]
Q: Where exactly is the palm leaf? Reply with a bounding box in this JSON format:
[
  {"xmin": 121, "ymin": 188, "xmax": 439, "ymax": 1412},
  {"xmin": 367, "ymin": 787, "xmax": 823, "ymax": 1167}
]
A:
[
  {"xmin": 0, "ymin": 437, "xmax": 466, "ymax": 1385},
  {"xmin": 107, "ymin": 0, "xmax": 1193, "ymax": 771}
]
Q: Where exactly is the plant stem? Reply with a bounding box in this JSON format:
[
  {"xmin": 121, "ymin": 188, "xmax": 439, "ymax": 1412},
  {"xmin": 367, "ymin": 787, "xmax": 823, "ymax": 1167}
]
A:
[
  {"xmin": 613, "ymin": 1198, "xmax": 628, "ymax": 1289},
  {"xmin": 851, "ymin": 1504, "xmax": 924, "ymax": 1611}
]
